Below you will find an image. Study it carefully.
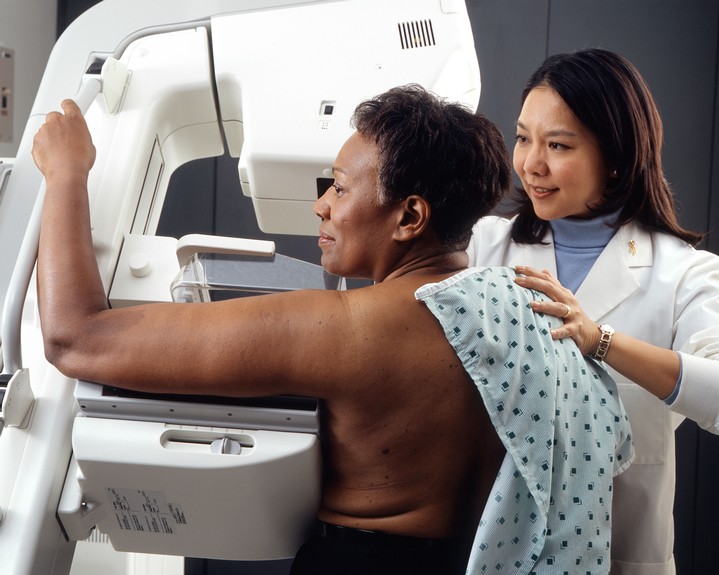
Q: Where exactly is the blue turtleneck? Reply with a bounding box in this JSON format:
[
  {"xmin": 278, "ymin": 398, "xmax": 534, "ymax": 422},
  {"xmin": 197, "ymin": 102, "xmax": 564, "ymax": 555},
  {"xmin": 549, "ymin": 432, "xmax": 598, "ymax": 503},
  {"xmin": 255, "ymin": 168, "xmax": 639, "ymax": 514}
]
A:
[{"xmin": 549, "ymin": 211, "xmax": 620, "ymax": 293}]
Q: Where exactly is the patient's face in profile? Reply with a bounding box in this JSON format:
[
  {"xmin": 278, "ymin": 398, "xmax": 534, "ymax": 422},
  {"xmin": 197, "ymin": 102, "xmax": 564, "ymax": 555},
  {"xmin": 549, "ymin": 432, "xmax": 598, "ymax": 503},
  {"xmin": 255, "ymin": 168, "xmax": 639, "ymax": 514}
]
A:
[{"xmin": 313, "ymin": 132, "xmax": 399, "ymax": 281}]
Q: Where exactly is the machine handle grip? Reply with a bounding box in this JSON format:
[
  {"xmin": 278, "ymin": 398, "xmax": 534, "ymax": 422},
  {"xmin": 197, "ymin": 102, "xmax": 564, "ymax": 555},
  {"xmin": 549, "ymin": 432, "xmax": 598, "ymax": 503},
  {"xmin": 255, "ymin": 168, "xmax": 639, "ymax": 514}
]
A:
[{"xmin": 176, "ymin": 233, "xmax": 275, "ymax": 267}]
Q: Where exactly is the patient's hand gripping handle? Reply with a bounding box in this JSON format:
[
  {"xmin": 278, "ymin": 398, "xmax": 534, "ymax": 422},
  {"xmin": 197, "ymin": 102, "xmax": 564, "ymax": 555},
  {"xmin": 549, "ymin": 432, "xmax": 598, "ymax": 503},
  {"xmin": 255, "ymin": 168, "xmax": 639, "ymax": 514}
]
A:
[{"xmin": 0, "ymin": 77, "xmax": 103, "ymax": 373}]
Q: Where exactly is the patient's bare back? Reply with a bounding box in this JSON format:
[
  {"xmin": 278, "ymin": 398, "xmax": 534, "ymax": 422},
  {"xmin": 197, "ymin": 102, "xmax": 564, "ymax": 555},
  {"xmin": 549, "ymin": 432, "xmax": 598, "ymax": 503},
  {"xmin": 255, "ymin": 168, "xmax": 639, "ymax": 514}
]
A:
[{"xmin": 306, "ymin": 274, "xmax": 505, "ymax": 539}]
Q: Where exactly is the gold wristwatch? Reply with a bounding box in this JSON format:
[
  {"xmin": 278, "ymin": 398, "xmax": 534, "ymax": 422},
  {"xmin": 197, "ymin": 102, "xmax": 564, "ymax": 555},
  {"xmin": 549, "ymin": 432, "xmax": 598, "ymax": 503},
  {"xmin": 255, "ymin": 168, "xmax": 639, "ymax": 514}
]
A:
[{"xmin": 592, "ymin": 324, "xmax": 615, "ymax": 362}]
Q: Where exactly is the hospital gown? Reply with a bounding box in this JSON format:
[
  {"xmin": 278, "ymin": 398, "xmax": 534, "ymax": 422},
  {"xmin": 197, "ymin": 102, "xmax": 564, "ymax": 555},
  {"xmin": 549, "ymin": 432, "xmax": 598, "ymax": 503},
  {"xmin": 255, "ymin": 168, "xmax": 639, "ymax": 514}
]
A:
[{"xmin": 415, "ymin": 267, "xmax": 634, "ymax": 575}]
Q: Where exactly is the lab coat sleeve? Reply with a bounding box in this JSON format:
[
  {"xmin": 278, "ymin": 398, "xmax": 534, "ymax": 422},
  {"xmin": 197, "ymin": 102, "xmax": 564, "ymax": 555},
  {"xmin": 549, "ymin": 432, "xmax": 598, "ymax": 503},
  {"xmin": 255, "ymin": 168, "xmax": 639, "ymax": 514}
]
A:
[
  {"xmin": 672, "ymin": 353, "xmax": 719, "ymax": 433},
  {"xmin": 666, "ymin": 246, "xmax": 719, "ymax": 434}
]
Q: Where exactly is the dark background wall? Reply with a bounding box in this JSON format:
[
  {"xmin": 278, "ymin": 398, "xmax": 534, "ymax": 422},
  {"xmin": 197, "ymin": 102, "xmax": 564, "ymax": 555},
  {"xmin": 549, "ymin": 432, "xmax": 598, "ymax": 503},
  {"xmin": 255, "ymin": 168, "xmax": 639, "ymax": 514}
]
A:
[{"xmin": 57, "ymin": 1, "xmax": 719, "ymax": 574}]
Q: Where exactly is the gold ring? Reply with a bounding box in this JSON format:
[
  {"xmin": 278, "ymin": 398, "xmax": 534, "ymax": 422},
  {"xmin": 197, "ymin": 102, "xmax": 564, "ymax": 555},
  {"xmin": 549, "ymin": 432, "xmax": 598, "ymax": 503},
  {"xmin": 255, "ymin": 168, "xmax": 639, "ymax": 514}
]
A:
[{"xmin": 561, "ymin": 304, "xmax": 571, "ymax": 319}]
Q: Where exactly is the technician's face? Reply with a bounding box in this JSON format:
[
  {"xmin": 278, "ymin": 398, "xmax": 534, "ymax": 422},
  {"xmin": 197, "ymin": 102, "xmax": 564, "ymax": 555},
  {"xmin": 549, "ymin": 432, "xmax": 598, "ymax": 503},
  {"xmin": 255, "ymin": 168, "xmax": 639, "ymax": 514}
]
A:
[
  {"xmin": 513, "ymin": 86, "xmax": 610, "ymax": 220},
  {"xmin": 314, "ymin": 132, "xmax": 398, "ymax": 281}
]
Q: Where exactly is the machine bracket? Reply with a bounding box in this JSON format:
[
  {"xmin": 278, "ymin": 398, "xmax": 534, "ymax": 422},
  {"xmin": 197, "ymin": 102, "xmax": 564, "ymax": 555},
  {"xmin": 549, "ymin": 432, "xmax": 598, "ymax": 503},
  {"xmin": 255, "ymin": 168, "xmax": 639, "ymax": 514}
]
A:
[{"xmin": 0, "ymin": 368, "xmax": 35, "ymax": 432}]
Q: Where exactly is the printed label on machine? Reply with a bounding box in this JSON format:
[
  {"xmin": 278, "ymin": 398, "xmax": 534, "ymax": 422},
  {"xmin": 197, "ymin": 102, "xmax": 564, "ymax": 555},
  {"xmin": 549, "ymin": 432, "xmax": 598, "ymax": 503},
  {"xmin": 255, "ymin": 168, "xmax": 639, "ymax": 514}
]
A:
[{"xmin": 106, "ymin": 487, "xmax": 187, "ymax": 534}]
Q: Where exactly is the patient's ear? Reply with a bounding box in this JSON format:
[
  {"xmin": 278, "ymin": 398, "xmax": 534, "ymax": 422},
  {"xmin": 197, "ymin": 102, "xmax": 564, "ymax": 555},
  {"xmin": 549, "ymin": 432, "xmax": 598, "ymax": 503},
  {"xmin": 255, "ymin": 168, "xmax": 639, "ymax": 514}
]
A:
[{"xmin": 394, "ymin": 195, "xmax": 431, "ymax": 241}]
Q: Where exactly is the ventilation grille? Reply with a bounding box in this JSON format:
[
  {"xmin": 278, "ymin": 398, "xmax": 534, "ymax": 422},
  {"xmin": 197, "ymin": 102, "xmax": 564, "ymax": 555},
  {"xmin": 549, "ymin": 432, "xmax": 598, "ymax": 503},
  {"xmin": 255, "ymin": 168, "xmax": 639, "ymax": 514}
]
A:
[
  {"xmin": 85, "ymin": 530, "xmax": 111, "ymax": 544},
  {"xmin": 398, "ymin": 20, "xmax": 436, "ymax": 49}
]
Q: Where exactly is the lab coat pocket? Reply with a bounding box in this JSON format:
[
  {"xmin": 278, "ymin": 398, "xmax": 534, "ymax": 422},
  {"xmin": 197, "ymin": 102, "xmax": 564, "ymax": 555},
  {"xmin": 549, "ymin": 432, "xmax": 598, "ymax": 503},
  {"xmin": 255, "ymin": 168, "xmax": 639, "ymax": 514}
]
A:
[{"xmin": 616, "ymin": 381, "xmax": 669, "ymax": 465}]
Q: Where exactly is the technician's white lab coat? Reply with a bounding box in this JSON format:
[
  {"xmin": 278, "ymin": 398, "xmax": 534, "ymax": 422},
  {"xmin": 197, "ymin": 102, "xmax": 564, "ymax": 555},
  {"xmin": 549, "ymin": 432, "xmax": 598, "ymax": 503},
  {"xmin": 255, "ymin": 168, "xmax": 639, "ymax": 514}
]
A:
[{"xmin": 468, "ymin": 216, "xmax": 719, "ymax": 575}]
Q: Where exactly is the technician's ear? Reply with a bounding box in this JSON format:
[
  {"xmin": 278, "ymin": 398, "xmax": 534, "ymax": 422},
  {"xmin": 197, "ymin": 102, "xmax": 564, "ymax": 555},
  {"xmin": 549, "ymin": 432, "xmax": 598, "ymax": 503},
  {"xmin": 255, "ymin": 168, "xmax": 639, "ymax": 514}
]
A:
[{"xmin": 393, "ymin": 195, "xmax": 431, "ymax": 242}]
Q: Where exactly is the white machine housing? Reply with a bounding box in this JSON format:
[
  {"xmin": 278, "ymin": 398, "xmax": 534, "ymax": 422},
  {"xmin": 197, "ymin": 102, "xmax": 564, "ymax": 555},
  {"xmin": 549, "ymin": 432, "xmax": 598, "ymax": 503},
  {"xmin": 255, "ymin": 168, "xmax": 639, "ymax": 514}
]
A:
[{"xmin": 0, "ymin": 0, "xmax": 480, "ymax": 573}]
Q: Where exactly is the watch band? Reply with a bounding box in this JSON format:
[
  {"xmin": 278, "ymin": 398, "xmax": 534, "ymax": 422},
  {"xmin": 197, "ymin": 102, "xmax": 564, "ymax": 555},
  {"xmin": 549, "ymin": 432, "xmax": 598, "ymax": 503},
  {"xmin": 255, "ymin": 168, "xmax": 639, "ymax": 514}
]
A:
[{"xmin": 592, "ymin": 324, "xmax": 615, "ymax": 362}]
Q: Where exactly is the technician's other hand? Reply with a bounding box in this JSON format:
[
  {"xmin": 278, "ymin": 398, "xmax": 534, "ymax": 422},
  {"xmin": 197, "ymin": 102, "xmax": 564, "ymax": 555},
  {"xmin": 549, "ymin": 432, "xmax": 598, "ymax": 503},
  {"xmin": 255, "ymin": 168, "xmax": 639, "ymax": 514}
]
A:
[
  {"xmin": 514, "ymin": 265, "xmax": 600, "ymax": 356},
  {"xmin": 32, "ymin": 99, "xmax": 96, "ymax": 182}
]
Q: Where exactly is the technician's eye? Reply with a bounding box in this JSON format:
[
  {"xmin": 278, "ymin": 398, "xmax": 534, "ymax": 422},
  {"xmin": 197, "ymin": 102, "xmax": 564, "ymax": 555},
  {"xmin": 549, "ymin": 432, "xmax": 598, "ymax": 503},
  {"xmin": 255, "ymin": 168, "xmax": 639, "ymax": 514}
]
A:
[{"xmin": 333, "ymin": 184, "xmax": 344, "ymax": 196}]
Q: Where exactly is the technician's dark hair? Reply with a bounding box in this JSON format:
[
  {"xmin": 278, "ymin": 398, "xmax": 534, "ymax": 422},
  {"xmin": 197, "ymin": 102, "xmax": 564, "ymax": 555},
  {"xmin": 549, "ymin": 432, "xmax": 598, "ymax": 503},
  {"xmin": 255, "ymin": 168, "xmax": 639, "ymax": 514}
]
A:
[
  {"xmin": 352, "ymin": 84, "xmax": 511, "ymax": 251},
  {"xmin": 510, "ymin": 48, "xmax": 703, "ymax": 246}
]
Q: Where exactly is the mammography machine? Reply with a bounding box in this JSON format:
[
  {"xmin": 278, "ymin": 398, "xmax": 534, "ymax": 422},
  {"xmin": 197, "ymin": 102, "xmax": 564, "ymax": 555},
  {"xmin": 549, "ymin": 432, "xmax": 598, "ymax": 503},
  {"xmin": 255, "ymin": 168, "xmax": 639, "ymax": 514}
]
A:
[{"xmin": 0, "ymin": 1, "xmax": 480, "ymax": 573}]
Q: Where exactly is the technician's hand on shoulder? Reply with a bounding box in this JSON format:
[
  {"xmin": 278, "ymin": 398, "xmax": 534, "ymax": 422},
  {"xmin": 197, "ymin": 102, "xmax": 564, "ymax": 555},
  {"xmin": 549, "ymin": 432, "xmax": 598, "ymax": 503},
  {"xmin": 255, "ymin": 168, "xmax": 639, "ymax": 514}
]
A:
[{"xmin": 514, "ymin": 265, "xmax": 601, "ymax": 356}]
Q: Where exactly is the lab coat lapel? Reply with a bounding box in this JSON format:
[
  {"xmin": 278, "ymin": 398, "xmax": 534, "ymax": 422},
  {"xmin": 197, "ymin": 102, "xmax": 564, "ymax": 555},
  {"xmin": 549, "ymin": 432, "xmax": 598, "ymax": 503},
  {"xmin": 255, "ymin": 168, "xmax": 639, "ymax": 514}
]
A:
[{"xmin": 575, "ymin": 222, "xmax": 652, "ymax": 321}]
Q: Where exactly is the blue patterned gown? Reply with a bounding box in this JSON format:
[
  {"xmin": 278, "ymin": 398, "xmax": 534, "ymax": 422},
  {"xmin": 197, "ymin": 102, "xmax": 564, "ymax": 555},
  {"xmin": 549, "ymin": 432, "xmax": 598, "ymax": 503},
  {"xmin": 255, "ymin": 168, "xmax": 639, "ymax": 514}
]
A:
[{"xmin": 415, "ymin": 267, "xmax": 634, "ymax": 575}]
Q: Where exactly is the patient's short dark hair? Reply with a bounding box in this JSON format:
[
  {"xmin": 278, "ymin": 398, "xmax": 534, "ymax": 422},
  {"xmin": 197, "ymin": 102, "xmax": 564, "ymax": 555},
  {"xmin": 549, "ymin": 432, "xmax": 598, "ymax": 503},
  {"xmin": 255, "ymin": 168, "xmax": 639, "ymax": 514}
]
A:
[{"xmin": 352, "ymin": 84, "xmax": 511, "ymax": 250}]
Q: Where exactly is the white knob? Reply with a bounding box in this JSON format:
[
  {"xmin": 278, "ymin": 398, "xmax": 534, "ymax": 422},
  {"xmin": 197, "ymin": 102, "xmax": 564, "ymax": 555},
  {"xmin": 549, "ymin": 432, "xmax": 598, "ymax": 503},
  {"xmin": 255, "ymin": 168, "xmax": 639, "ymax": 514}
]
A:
[
  {"xmin": 210, "ymin": 437, "xmax": 242, "ymax": 455},
  {"xmin": 128, "ymin": 253, "xmax": 151, "ymax": 278}
]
